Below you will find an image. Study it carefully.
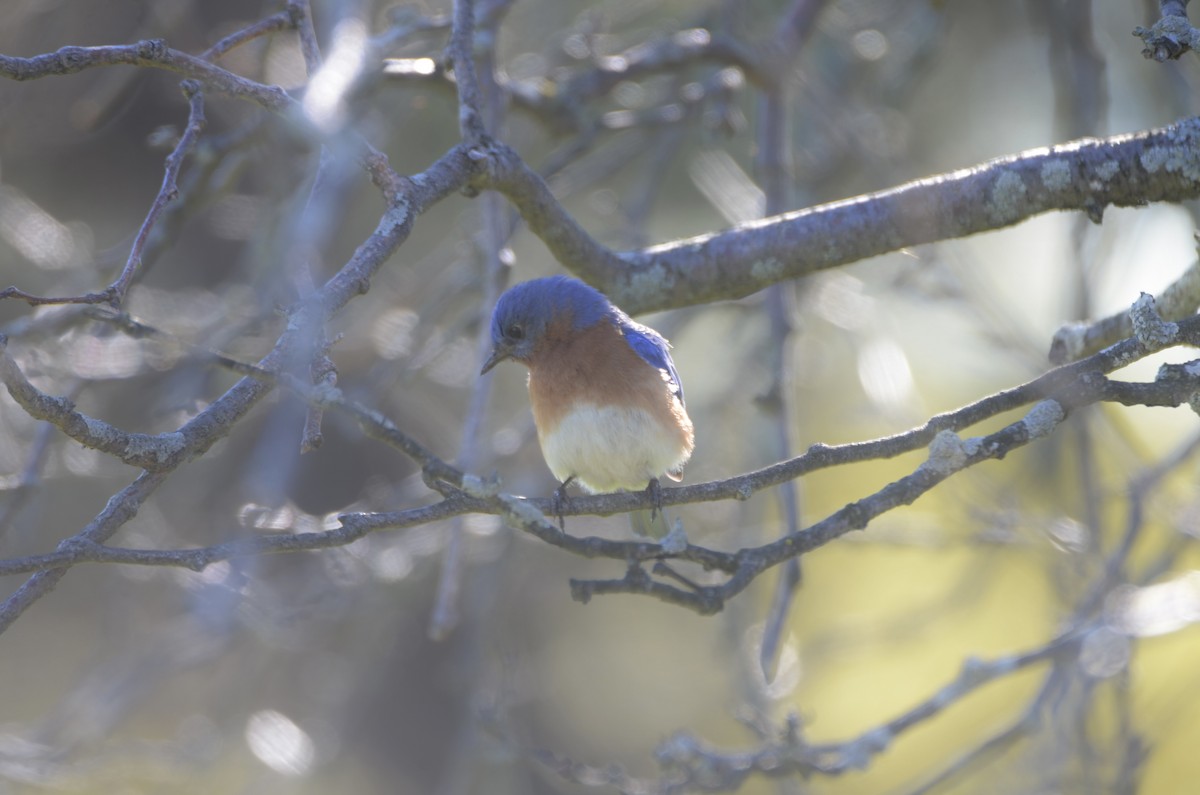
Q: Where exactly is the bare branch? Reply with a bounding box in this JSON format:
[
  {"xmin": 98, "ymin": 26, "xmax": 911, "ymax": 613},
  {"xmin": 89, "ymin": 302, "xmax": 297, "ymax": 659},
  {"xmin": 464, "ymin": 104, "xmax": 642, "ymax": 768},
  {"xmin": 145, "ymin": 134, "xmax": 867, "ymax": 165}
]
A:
[
  {"xmin": 0, "ymin": 500, "xmax": 461, "ymax": 577},
  {"xmin": 0, "ymin": 6, "xmax": 1195, "ymax": 791},
  {"xmin": 0, "ymin": 287, "xmax": 112, "ymax": 307},
  {"xmin": 0, "ymin": 381, "xmax": 78, "ymax": 537},
  {"xmin": 109, "ymin": 80, "xmax": 206, "ymax": 306},
  {"xmin": 1134, "ymin": 0, "xmax": 1200, "ymax": 61},
  {"xmin": 0, "ymin": 471, "xmax": 166, "ymax": 634},
  {"xmin": 558, "ymin": 28, "xmax": 766, "ymax": 98},
  {"xmin": 0, "ymin": 80, "xmax": 203, "ymax": 309},
  {"xmin": 0, "ymin": 40, "xmax": 290, "ymax": 111},
  {"xmin": 1051, "ymin": 256, "xmax": 1200, "ymax": 362},
  {"xmin": 53, "ymin": 300, "xmax": 1165, "ymax": 615},
  {"xmin": 287, "ymin": 0, "xmax": 323, "ymax": 73},
  {"xmin": 610, "ymin": 422, "xmax": 1197, "ymax": 794},
  {"xmin": 482, "ymin": 117, "xmax": 1200, "ymax": 313},
  {"xmin": 0, "ymin": 117, "xmax": 481, "ymax": 634},
  {"xmin": 530, "ymin": 627, "xmax": 1076, "ymax": 792},
  {"xmin": 200, "ymin": 11, "xmax": 293, "ymax": 62},
  {"xmin": 31, "ymin": 297, "xmax": 1194, "ymax": 615},
  {"xmin": 0, "ymin": 335, "xmax": 189, "ymax": 471},
  {"xmin": 565, "ymin": 309, "xmax": 1200, "ymax": 610},
  {"xmin": 448, "ymin": 0, "xmax": 487, "ymax": 142}
]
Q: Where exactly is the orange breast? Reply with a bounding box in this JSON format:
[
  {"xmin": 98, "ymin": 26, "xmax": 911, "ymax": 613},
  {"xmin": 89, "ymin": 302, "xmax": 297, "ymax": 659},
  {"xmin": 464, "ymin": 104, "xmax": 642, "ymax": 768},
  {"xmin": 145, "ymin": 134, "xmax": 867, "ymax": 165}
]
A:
[{"xmin": 526, "ymin": 319, "xmax": 694, "ymax": 489}]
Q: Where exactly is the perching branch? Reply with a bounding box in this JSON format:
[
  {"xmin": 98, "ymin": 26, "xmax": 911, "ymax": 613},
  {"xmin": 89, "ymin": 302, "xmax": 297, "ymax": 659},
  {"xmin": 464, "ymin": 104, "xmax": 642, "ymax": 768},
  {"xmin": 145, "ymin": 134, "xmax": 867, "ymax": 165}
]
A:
[{"xmin": 3, "ymin": 297, "xmax": 1197, "ymax": 619}]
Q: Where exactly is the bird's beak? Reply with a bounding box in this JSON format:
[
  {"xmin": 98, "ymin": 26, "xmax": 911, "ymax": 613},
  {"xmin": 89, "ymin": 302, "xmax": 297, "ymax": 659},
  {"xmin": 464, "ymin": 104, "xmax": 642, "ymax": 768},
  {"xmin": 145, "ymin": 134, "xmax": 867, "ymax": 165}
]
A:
[{"xmin": 480, "ymin": 343, "xmax": 511, "ymax": 375}]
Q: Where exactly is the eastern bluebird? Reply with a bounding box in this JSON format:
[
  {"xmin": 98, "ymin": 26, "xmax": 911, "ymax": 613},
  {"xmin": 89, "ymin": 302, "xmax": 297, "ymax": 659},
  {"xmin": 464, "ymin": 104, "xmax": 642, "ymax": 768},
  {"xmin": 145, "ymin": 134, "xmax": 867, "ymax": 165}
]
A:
[{"xmin": 480, "ymin": 275, "xmax": 694, "ymax": 535}]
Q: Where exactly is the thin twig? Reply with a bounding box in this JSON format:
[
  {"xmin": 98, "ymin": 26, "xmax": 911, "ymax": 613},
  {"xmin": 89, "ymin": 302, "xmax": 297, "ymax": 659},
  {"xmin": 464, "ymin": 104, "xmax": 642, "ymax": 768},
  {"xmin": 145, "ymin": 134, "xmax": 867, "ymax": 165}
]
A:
[
  {"xmin": 0, "ymin": 471, "xmax": 167, "ymax": 634},
  {"xmin": 0, "ymin": 501, "xmax": 460, "ymax": 577},
  {"xmin": 288, "ymin": 0, "xmax": 323, "ymax": 73},
  {"xmin": 0, "ymin": 380, "xmax": 80, "ymax": 537},
  {"xmin": 448, "ymin": 0, "xmax": 486, "ymax": 142},
  {"xmin": 108, "ymin": 81, "xmax": 207, "ymax": 306},
  {"xmin": 200, "ymin": 11, "xmax": 292, "ymax": 61},
  {"xmin": 0, "ymin": 40, "xmax": 291, "ymax": 110}
]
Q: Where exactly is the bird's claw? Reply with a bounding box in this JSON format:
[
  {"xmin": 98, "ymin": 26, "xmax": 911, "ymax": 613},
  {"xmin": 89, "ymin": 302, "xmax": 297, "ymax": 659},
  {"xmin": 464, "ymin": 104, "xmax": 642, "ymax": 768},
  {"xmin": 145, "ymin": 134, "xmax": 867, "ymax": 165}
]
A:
[
  {"xmin": 644, "ymin": 477, "xmax": 664, "ymax": 520},
  {"xmin": 552, "ymin": 475, "xmax": 576, "ymax": 530}
]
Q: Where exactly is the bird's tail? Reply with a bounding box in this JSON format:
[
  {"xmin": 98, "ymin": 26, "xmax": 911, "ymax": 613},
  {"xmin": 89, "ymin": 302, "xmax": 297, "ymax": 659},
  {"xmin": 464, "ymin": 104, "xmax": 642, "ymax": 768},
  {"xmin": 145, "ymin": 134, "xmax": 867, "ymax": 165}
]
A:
[{"xmin": 629, "ymin": 507, "xmax": 671, "ymax": 538}]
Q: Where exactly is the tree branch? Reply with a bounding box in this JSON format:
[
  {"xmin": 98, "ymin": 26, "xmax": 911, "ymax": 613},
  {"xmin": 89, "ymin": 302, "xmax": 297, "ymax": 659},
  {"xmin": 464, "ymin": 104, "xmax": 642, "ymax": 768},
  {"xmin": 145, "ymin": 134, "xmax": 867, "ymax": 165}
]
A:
[
  {"xmin": 448, "ymin": 0, "xmax": 487, "ymax": 143},
  {"xmin": 0, "ymin": 335, "xmax": 189, "ymax": 471},
  {"xmin": 7, "ymin": 300, "xmax": 1198, "ymax": 622},
  {"xmin": 0, "ymin": 471, "xmax": 167, "ymax": 633},
  {"xmin": 0, "ymin": 40, "xmax": 290, "ymax": 111},
  {"xmin": 1051, "ymin": 254, "xmax": 1200, "ymax": 362},
  {"xmin": 483, "ymin": 117, "xmax": 1200, "ymax": 313},
  {"xmin": 1134, "ymin": 0, "xmax": 1200, "ymax": 61},
  {"xmin": 0, "ymin": 84, "xmax": 481, "ymax": 634},
  {"xmin": 200, "ymin": 11, "xmax": 293, "ymax": 62},
  {"xmin": 108, "ymin": 80, "xmax": 207, "ymax": 306}
]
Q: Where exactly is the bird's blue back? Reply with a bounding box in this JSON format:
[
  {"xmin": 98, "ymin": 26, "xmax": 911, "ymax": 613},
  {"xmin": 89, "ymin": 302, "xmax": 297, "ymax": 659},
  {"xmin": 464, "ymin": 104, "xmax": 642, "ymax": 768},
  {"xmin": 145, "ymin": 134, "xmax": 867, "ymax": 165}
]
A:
[
  {"xmin": 495, "ymin": 276, "xmax": 685, "ymax": 406},
  {"xmin": 619, "ymin": 320, "xmax": 685, "ymax": 407}
]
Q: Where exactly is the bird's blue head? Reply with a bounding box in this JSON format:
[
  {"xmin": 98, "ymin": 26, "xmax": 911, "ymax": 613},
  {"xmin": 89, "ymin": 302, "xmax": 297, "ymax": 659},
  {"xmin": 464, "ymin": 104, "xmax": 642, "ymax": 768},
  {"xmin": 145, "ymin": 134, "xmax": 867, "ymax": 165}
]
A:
[{"xmin": 480, "ymin": 275, "xmax": 612, "ymax": 374}]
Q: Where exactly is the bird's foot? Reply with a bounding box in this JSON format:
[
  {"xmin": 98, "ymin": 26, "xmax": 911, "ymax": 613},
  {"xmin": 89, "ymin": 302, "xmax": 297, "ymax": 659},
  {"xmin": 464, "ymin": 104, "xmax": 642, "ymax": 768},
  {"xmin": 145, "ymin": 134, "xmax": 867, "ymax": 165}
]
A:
[
  {"xmin": 644, "ymin": 477, "xmax": 664, "ymax": 520},
  {"xmin": 552, "ymin": 475, "xmax": 576, "ymax": 530}
]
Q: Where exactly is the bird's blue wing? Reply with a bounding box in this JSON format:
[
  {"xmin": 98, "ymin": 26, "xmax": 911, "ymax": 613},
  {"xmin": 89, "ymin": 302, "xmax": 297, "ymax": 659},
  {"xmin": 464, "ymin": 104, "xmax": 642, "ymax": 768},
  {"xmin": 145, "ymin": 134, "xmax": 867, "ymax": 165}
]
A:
[{"xmin": 622, "ymin": 322, "xmax": 685, "ymax": 406}]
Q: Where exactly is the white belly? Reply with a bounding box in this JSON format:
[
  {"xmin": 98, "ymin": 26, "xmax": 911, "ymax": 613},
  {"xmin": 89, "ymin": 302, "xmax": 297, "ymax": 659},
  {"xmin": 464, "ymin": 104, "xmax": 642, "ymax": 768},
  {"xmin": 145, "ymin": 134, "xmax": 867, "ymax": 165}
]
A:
[{"xmin": 538, "ymin": 404, "xmax": 686, "ymax": 493}]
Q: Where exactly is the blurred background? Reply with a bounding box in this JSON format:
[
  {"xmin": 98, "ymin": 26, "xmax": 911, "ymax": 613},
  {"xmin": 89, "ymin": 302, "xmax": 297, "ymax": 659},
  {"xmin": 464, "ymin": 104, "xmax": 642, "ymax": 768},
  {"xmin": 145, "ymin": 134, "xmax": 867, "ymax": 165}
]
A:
[{"xmin": 1, "ymin": 0, "xmax": 1199, "ymax": 792}]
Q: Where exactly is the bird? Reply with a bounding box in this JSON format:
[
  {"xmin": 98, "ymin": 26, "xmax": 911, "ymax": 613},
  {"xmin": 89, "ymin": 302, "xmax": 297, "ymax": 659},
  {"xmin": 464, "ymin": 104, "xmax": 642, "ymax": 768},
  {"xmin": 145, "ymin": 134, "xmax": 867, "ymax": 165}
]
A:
[{"xmin": 480, "ymin": 275, "xmax": 694, "ymax": 536}]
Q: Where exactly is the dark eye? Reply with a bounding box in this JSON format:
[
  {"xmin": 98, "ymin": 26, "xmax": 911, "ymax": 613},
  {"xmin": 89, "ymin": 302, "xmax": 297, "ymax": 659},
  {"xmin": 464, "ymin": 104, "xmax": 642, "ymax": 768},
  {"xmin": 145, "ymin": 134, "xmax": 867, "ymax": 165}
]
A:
[{"xmin": 505, "ymin": 323, "xmax": 524, "ymax": 340}]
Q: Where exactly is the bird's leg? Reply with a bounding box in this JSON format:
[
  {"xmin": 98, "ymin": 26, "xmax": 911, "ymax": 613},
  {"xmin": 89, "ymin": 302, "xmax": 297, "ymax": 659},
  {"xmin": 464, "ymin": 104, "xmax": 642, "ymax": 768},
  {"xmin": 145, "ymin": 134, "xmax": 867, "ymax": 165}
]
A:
[
  {"xmin": 552, "ymin": 475, "xmax": 576, "ymax": 530},
  {"xmin": 644, "ymin": 477, "xmax": 664, "ymax": 521}
]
